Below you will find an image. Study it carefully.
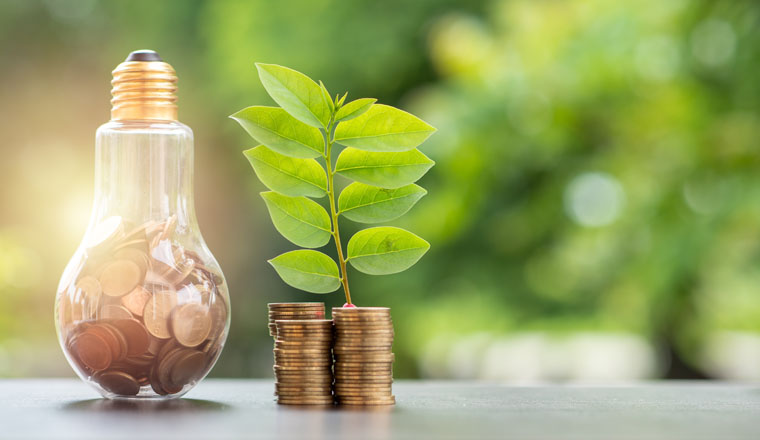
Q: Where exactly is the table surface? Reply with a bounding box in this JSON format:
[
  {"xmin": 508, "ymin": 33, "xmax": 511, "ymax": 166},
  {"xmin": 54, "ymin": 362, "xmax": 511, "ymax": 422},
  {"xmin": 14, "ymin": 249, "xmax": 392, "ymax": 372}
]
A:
[{"xmin": 0, "ymin": 379, "xmax": 758, "ymax": 440}]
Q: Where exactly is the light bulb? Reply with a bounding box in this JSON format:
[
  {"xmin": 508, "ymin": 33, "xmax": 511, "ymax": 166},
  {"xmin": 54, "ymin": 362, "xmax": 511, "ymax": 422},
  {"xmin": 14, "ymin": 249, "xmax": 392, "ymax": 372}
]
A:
[{"xmin": 55, "ymin": 50, "xmax": 230, "ymax": 399}]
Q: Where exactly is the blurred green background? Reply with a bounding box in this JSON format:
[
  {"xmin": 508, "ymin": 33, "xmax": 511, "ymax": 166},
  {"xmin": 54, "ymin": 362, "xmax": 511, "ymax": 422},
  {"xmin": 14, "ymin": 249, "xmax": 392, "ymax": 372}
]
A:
[{"xmin": 1, "ymin": 0, "xmax": 759, "ymax": 381}]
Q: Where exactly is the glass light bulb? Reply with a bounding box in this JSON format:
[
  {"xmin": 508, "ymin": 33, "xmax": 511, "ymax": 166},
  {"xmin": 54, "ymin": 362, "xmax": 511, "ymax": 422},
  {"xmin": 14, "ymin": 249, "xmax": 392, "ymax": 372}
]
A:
[{"xmin": 55, "ymin": 50, "xmax": 229, "ymax": 399}]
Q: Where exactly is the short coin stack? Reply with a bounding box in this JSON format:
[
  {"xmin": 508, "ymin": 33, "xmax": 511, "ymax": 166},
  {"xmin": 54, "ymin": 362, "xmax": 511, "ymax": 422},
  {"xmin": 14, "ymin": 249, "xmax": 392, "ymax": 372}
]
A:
[
  {"xmin": 332, "ymin": 307, "xmax": 395, "ymax": 406},
  {"xmin": 273, "ymin": 319, "xmax": 335, "ymax": 405},
  {"xmin": 267, "ymin": 303, "xmax": 325, "ymax": 338}
]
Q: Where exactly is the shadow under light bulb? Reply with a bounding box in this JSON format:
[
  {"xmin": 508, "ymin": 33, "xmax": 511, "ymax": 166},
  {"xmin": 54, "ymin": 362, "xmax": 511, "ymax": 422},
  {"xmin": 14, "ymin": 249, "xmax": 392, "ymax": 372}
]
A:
[{"xmin": 55, "ymin": 50, "xmax": 230, "ymax": 399}]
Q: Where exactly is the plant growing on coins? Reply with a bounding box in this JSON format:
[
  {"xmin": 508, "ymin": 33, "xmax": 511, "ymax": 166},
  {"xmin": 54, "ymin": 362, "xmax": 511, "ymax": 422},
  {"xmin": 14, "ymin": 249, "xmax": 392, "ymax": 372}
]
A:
[{"xmin": 231, "ymin": 64, "xmax": 436, "ymax": 305}]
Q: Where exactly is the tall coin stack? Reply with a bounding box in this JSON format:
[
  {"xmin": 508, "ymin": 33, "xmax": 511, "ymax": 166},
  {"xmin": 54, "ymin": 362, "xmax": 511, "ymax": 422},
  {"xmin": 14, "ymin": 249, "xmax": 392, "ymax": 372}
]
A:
[
  {"xmin": 332, "ymin": 307, "xmax": 395, "ymax": 406},
  {"xmin": 267, "ymin": 303, "xmax": 325, "ymax": 338},
  {"xmin": 273, "ymin": 319, "xmax": 335, "ymax": 405}
]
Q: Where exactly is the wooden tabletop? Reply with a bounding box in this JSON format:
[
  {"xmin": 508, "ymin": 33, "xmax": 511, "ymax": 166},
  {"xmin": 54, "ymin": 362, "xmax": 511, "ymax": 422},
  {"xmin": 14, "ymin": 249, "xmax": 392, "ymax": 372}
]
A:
[{"xmin": 0, "ymin": 379, "xmax": 758, "ymax": 439}]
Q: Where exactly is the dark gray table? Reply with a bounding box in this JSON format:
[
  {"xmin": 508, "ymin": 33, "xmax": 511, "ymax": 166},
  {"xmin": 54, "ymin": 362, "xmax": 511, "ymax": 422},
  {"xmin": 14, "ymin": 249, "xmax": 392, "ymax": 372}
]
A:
[{"xmin": 0, "ymin": 379, "xmax": 757, "ymax": 439}]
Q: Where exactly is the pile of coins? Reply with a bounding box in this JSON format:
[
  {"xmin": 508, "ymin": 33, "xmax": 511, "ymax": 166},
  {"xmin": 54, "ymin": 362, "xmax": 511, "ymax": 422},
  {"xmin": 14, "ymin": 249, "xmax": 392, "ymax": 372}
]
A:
[
  {"xmin": 273, "ymin": 319, "xmax": 335, "ymax": 405},
  {"xmin": 267, "ymin": 303, "xmax": 325, "ymax": 338},
  {"xmin": 58, "ymin": 215, "xmax": 228, "ymax": 397},
  {"xmin": 333, "ymin": 307, "xmax": 395, "ymax": 406}
]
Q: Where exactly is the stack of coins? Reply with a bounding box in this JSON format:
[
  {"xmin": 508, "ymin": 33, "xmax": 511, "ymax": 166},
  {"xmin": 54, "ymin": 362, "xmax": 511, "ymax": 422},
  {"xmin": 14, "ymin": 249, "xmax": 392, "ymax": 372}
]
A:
[
  {"xmin": 333, "ymin": 307, "xmax": 395, "ymax": 406},
  {"xmin": 58, "ymin": 215, "xmax": 229, "ymax": 397},
  {"xmin": 267, "ymin": 303, "xmax": 325, "ymax": 338},
  {"xmin": 273, "ymin": 319, "xmax": 335, "ymax": 405}
]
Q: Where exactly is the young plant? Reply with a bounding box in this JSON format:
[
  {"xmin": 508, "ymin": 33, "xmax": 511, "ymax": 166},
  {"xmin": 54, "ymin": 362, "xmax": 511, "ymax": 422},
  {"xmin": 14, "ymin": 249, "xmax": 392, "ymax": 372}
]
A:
[{"xmin": 231, "ymin": 64, "xmax": 435, "ymax": 305}]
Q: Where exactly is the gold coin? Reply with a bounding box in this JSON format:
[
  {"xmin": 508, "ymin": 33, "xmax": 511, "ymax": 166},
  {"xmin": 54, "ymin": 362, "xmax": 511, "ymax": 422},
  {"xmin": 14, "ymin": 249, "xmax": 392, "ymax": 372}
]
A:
[
  {"xmin": 277, "ymin": 399, "xmax": 334, "ymax": 406},
  {"xmin": 275, "ymin": 340, "xmax": 333, "ymax": 347},
  {"xmin": 207, "ymin": 294, "xmax": 227, "ymax": 342},
  {"xmin": 336, "ymin": 398, "xmax": 395, "ymax": 406},
  {"xmin": 336, "ymin": 328, "xmax": 392, "ymax": 335},
  {"xmin": 97, "ymin": 322, "xmax": 128, "ymax": 361},
  {"xmin": 75, "ymin": 276, "xmax": 102, "ymax": 309},
  {"xmin": 274, "ymin": 353, "xmax": 332, "ymax": 360},
  {"xmin": 121, "ymin": 285, "xmax": 151, "ymax": 317},
  {"xmin": 170, "ymin": 349, "xmax": 206, "ymax": 387},
  {"xmin": 144, "ymin": 270, "xmax": 173, "ymax": 288},
  {"xmin": 268, "ymin": 302, "xmax": 325, "ymax": 308},
  {"xmin": 335, "ymin": 368, "xmax": 393, "ymax": 374},
  {"xmin": 335, "ymin": 384, "xmax": 393, "ymax": 390},
  {"xmin": 114, "ymin": 248, "xmax": 149, "ymax": 279},
  {"xmin": 274, "ymin": 376, "xmax": 334, "ymax": 383},
  {"xmin": 273, "ymin": 348, "xmax": 331, "ymax": 355},
  {"xmin": 334, "ymin": 322, "xmax": 392, "ymax": 328},
  {"xmin": 143, "ymin": 290, "xmax": 178, "ymax": 339},
  {"xmin": 73, "ymin": 331, "xmax": 112, "ymax": 371},
  {"xmin": 275, "ymin": 385, "xmax": 333, "ymax": 392},
  {"xmin": 274, "ymin": 365, "xmax": 332, "ymax": 371},
  {"xmin": 100, "ymin": 304, "xmax": 133, "ymax": 320},
  {"xmin": 100, "ymin": 260, "xmax": 141, "ymax": 297},
  {"xmin": 171, "ymin": 303, "xmax": 212, "ymax": 347},
  {"xmin": 275, "ymin": 362, "xmax": 333, "ymax": 368},
  {"xmin": 335, "ymin": 352, "xmax": 395, "ymax": 360},
  {"xmin": 111, "ymin": 318, "xmax": 150, "ymax": 357},
  {"xmin": 121, "ymin": 222, "xmax": 149, "ymax": 243},
  {"xmin": 95, "ymin": 370, "xmax": 140, "ymax": 396}
]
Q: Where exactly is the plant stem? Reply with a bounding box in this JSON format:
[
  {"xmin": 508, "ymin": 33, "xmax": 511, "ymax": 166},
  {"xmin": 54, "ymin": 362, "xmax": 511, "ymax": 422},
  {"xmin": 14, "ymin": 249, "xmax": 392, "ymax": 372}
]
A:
[{"xmin": 324, "ymin": 121, "xmax": 352, "ymax": 305}]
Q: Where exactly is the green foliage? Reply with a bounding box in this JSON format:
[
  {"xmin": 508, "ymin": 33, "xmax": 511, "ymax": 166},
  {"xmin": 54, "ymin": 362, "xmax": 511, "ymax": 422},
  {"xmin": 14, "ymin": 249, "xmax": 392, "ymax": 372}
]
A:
[
  {"xmin": 255, "ymin": 63, "xmax": 332, "ymax": 128},
  {"xmin": 260, "ymin": 191, "xmax": 331, "ymax": 248},
  {"xmin": 233, "ymin": 64, "xmax": 435, "ymax": 303},
  {"xmin": 268, "ymin": 250, "xmax": 341, "ymax": 293},
  {"xmin": 335, "ymin": 104, "xmax": 436, "ymax": 151},
  {"xmin": 230, "ymin": 106, "xmax": 323, "ymax": 158},
  {"xmin": 244, "ymin": 146, "xmax": 327, "ymax": 198},
  {"xmin": 335, "ymin": 148, "xmax": 435, "ymax": 188},
  {"xmin": 347, "ymin": 226, "xmax": 430, "ymax": 275},
  {"xmin": 339, "ymin": 183, "xmax": 426, "ymax": 223},
  {"xmin": 335, "ymin": 98, "xmax": 376, "ymax": 123}
]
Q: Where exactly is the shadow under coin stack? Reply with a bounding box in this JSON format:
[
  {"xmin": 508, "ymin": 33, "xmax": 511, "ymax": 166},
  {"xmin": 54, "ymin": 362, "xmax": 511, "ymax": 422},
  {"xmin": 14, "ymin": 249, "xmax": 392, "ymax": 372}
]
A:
[
  {"xmin": 60, "ymin": 216, "xmax": 228, "ymax": 397},
  {"xmin": 267, "ymin": 303, "xmax": 326, "ymax": 338},
  {"xmin": 332, "ymin": 307, "xmax": 395, "ymax": 406},
  {"xmin": 273, "ymin": 319, "xmax": 335, "ymax": 405}
]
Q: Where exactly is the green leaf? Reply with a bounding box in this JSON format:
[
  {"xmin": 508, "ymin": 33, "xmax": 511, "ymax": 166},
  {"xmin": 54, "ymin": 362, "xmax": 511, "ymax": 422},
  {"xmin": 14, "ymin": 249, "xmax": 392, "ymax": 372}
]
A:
[
  {"xmin": 335, "ymin": 98, "xmax": 376, "ymax": 123},
  {"xmin": 334, "ymin": 104, "xmax": 436, "ymax": 151},
  {"xmin": 335, "ymin": 148, "xmax": 435, "ymax": 188},
  {"xmin": 256, "ymin": 63, "xmax": 331, "ymax": 128},
  {"xmin": 230, "ymin": 106, "xmax": 323, "ymax": 159},
  {"xmin": 347, "ymin": 226, "xmax": 430, "ymax": 275},
  {"xmin": 337, "ymin": 92, "xmax": 348, "ymax": 107},
  {"xmin": 261, "ymin": 192, "xmax": 332, "ymax": 248},
  {"xmin": 339, "ymin": 183, "xmax": 426, "ymax": 223},
  {"xmin": 268, "ymin": 250, "xmax": 341, "ymax": 293},
  {"xmin": 319, "ymin": 80, "xmax": 334, "ymax": 112},
  {"xmin": 243, "ymin": 146, "xmax": 327, "ymax": 198}
]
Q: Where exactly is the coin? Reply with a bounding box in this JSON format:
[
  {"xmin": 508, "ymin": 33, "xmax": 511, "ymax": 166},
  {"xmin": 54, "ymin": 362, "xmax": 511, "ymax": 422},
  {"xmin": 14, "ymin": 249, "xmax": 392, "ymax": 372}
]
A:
[
  {"xmin": 171, "ymin": 303, "xmax": 212, "ymax": 347},
  {"xmin": 170, "ymin": 349, "xmax": 205, "ymax": 386},
  {"xmin": 121, "ymin": 285, "xmax": 151, "ymax": 316},
  {"xmin": 207, "ymin": 295, "xmax": 227, "ymax": 342},
  {"xmin": 100, "ymin": 304, "xmax": 133, "ymax": 320},
  {"xmin": 96, "ymin": 371, "xmax": 140, "ymax": 396},
  {"xmin": 277, "ymin": 398, "xmax": 334, "ymax": 405},
  {"xmin": 75, "ymin": 276, "xmax": 102, "ymax": 314},
  {"xmin": 111, "ymin": 318, "xmax": 150, "ymax": 357},
  {"xmin": 143, "ymin": 290, "xmax": 178, "ymax": 339},
  {"xmin": 73, "ymin": 331, "xmax": 112, "ymax": 371},
  {"xmin": 114, "ymin": 248, "xmax": 149, "ymax": 277},
  {"xmin": 336, "ymin": 397, "xmax": 395, "ymax": 406},
  {"xmin": 99, "ymin": 260, "xmax": 142, "ymax": 297}
]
